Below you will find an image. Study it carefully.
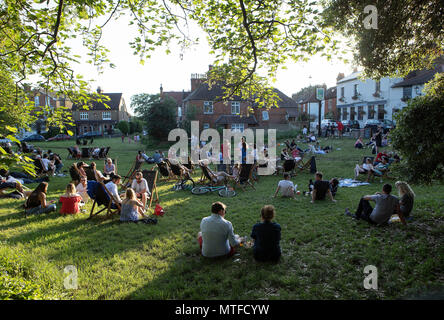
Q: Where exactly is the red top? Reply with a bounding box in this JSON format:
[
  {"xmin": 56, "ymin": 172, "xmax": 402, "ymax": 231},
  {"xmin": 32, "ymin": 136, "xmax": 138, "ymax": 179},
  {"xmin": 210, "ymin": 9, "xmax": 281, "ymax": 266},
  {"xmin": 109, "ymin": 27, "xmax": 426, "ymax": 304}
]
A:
[
  {"xmin": 336, "ymin": 122, "xmax": 344, "ymax": 131},
  {"xmin": 59, "ymin": 195, "xmax": 82, "ymax": 214}
]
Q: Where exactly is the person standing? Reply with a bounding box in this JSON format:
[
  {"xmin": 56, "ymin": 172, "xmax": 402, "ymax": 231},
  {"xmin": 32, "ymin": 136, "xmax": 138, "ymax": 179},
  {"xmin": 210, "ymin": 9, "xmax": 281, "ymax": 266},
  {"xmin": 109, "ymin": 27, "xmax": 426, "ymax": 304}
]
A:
[{"xmin": 374, "ymin": 126, "xmax": 383, "ymax": 154}]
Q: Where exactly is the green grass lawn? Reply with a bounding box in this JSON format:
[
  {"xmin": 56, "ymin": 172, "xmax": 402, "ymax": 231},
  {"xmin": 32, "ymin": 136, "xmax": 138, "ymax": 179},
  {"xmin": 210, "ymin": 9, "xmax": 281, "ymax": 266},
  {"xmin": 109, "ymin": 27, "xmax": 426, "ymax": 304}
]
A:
[{"xmin": 0, "ymin": 136, "xmax": 443, "ymax": 300}]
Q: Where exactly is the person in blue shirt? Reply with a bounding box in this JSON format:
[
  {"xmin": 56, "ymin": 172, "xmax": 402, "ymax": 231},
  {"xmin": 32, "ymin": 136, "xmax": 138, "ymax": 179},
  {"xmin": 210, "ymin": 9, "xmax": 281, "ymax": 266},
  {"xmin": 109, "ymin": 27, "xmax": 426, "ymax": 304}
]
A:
[
  {"xmin": 153, "ymin": 150, "xmax": 162, "ymax": 164},
  {"xmin": 250, "ymin": 205, "xmax": 281, "ymax": 262}
]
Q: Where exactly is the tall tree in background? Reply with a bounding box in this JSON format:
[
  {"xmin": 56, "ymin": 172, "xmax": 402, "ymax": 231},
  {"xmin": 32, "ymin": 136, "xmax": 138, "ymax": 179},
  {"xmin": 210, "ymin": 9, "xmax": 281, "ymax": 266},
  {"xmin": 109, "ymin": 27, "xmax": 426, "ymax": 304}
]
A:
[
  {"xmin": 131, "ymin": 94, "xmax": 177, "ymax": 141},
  {"xmin": 322, "ymin": 0, "xmax": 444, "ymax": 79}
]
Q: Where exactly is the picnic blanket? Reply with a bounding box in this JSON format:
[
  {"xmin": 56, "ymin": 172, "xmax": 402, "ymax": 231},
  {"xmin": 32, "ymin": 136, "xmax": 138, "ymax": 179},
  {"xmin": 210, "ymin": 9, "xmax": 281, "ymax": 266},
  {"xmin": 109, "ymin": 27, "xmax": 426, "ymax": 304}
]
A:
[{"xmin": 338, "ymin": 179, "xmax": 370, "ymax": 188}]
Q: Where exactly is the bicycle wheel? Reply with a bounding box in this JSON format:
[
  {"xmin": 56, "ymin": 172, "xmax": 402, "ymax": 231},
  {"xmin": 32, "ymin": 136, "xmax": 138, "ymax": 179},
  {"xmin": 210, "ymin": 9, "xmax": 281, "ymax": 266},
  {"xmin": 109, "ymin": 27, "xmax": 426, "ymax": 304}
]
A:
[
  {"xmin": 218, "ymin": 188, "xmax": 236, "ymax": 197},
  {"xmin": 181, "ymin": 178, "xmax": 195, "ymax": 191},
  {"xmin": 191, "ymin": 186, "xmax": 210, "ymax": 195}
]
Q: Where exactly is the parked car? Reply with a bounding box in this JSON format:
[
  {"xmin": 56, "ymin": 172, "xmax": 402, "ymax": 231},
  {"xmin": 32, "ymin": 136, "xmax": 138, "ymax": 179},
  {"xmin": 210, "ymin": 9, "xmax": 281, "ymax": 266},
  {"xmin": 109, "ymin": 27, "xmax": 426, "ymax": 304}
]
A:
[
  {"xmin": 77, "ymin": 131, "xmax": 103, "ymax": 139},
  {"xmin": 47, "ymin": 134, "xmax": 72, "ymax": 141},
  {"xmin": 20, "ymin": 134, "xmax": 45, "ymax": 142},
  {"xmin": 320, "ymin": 119, "xmax": 338, "ymax": 129},
  {"xmin": 342, "ymin": 120, "xmax": 360, "ymax": 131},
  {"xmin": 364, "ymin": 119, "xmax": 394, "ymax": 134}
]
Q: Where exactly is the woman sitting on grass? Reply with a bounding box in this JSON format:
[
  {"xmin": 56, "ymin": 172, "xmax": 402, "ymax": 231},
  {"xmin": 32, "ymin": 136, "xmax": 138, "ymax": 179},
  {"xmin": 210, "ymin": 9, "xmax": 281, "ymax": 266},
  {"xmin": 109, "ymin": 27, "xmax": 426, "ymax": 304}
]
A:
[
  {"xmin": 104, "ymin": 158, "xmax": 116, "ymax": 176},
  {"xmin": 120, "ymin": 188, "xmax": 147, "ymax": 222},
  {"xmin": 354, "ymin": 158, "xmax": 374, "ymax": 180},
  {"xmin": 24, "ymin": 182, "xmax": 56, "ymax": 215},
  {"xmin": 395, "ymin": 181, "xmax": 415, "ymax": 218},
  {"xmin": 251, "ymin": 205, "xmax": 281, "ymax": 263},
  {"xmin": 354, "ymin": 137, "xmax": 364, "ymax": 149},
  {"xmin": 59, "ymin": 183, "xmax": 82, "ymax": 215}
]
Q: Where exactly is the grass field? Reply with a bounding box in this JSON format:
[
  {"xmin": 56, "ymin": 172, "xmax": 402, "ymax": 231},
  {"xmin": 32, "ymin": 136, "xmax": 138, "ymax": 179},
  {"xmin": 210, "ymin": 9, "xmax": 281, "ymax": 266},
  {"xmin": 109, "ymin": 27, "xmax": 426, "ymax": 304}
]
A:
[{"xmin": 0, "ymin": 136, "xmax": 443, "ymax": 300}]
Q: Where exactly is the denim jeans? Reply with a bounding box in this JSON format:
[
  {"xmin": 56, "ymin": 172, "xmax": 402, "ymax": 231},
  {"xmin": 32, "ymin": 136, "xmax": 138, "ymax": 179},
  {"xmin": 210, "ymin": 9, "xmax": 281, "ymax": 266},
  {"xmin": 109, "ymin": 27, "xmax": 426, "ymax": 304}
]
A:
[
  {"xmin": 55, "ymin": 163, "xmax": 63, "ymax": 173},
  {"xmin": 26, "ymin": 204, "xmax": 56, "ymax": 215}
]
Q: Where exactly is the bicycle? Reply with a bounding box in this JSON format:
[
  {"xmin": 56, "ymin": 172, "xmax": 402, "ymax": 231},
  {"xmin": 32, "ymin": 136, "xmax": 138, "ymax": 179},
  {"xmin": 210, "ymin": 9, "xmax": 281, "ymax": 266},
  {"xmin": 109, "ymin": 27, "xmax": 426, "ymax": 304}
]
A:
[
  {"xmin": 172, "ymin": 176, "xmax": 195, "ymax": 191},
  {"xmin": 191, "ymin": 185, "xmax": 236, "ymax": 197}
]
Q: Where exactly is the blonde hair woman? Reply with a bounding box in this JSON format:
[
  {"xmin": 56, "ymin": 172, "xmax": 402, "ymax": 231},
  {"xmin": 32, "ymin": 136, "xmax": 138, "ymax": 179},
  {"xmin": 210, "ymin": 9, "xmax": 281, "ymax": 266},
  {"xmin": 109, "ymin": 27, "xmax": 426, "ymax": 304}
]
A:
[
  {"xmin": 59, "ymin": 183, "xmax": 82, "ymax": 215},
  {"xmin": 395, "ymin": 181, "xmax": 415, "ymax": 218},
  {"xmin": 120, "ymin": 188, "xmax": 146, "ymax": 222}
]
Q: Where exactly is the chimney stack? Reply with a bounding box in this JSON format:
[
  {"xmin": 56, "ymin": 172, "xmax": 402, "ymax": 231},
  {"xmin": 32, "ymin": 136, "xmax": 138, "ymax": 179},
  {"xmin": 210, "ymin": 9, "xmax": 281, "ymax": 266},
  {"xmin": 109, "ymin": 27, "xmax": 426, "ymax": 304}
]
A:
[
  {"xmin": 336, "ymin": 73, "xmax": 345, "ymax": 82},
  {"xmin": 190, "ymin": 73, "xmax": 206, "ymax": 92}
]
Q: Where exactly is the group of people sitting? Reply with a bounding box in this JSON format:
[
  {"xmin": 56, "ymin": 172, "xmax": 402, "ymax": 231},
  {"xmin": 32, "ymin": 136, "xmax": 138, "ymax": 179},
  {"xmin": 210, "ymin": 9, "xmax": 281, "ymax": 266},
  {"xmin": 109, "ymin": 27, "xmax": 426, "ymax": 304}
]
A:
[
  {"xmin": 345, "ymin": 181, "xmax": 415, "ymax": 225},
  {"xmin": 273, "ymin": 172, "xmax": 338, "ymax": 203},
  {"xmin": 136, "ymin": 150, "xmax": 165, "ymax": 164},
  {"xmin": 354, "ymin": 151, "xmax": 400, "ymax": 181},
  {"xmin": 198, "ymin": 202, "xmax": 281, "ymax": 262}
]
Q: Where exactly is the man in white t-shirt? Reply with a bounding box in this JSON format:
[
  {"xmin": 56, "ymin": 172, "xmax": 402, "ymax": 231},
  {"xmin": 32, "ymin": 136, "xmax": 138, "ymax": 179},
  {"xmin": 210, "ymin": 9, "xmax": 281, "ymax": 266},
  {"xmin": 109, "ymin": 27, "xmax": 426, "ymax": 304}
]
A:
[
  {"xmin": 41, "ymin": 154, "xmax": 54, "ymax": 174},
  {"xmin": 302, "ymin": 126, "xmax": 308, "ymax": 136},
  {"xmin": 131, "ymin": 171, "xmax": 150, "ymax": 212},
  {"xmin": 273, "ymin": 173, "xmax": 296, "ymax": 199},
  {"xmin": 105, "ymin": 175, "xmax": 122, "ymax": 206}
]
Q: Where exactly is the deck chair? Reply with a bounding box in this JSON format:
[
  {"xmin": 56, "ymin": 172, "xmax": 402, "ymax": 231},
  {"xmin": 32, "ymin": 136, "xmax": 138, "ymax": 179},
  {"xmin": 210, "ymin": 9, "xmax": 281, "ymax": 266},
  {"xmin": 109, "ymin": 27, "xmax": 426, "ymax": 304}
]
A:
[
  {"xmin": 235, "ymin": 163, "xmax": 256, "ymax": 191},
  {"xmin": 103, "ymin": 147, "xmax": 111, "ymax": 158},
  {"xmin": 86, "ymin": 180, "xmax": 121, "ymax": 220},
  {"xmin": 155, "ymin": 160, "xmax": 172, "ymax": 181},
  {"xmin": 122, "ymin": 159, "xmax": 143, "ymax": 186},
  {"xmin": 142, "ymin": 170, "xmax": 159, "ymax": 210},
  {"xmin": 85, "ymin": 166, "xmax": 96, "ymax": 181},
  {"xmin": 283, "ymin": 159, "xmax": 296, "ymax": 175},
  {"xmin": 81, "ymin": 147, "xmax": 90, "ymax": 158},
  {"xmin": 97, "ymin": 147, "xmax": 106, "ymax": 159},
  {"xmin": 69, "ymin": 163, "xmax": 81, "ymax": 183},
  {"xmin": 67, "ymin": 147, "xmax": 75, "ymax": 159}
]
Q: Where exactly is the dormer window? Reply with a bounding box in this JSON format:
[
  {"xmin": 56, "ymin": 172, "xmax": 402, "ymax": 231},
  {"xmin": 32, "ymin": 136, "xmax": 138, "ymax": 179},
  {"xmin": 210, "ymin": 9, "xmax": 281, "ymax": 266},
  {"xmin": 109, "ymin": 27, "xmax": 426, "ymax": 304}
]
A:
[{"xmin": 231, "ymin": 101, "xmax": 240, "ymax": 114}]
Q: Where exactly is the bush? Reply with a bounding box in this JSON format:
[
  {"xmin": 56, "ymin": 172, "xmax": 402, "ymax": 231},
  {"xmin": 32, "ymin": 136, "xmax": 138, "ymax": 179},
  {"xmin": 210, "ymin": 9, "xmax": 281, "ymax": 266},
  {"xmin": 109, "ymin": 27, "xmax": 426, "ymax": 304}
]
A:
[{"xmin": 390, "ymin": 73, "xmax": 444, "ymax": 184}]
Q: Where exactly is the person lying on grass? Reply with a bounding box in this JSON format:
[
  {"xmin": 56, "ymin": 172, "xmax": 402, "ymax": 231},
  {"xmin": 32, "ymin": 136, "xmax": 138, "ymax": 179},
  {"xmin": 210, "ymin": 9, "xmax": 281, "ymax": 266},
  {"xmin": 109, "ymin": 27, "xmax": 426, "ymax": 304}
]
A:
[
  {"xmin": 120, "ymin": 188, "xmax": 147, "ymax": 222},
  {"xmin": 197, "ymin": 201, "xmax": 244, "ymax": 258},
  {"xmin": 59, "ymin": 183, "xmax": 82, "ymax": 215},
  {"xmin": 273, "ymin": 173, "xmax": 296, "ymax": 199},
  {"xmin": 311, "ymin": 172, "xmax": 336, "ymax": 204},
  {"xmin": 345, "ymin": 183, "xmax": 406, "ymax": 225},
  {"xmin": 251, "ymin": 205, "xmax": 281, "ymax": 263},
  {"xmin": 24, "ymin": 182, "xmax": 56, "ymax": 215}
]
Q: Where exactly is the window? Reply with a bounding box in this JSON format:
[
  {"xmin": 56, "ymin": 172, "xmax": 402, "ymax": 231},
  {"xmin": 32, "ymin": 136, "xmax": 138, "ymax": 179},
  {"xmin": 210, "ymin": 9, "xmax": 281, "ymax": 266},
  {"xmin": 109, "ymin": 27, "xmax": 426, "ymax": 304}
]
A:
[
  {"xmin": 203, "ymin": 123, "xmax": 210, "ymax": 130},
  {"xmin": 34, "ymin": 95, "xmax": 39, "ymax": 107},
  {"xmin": 80, "ymin": 112, "xmax": 88, "ymax": 120},
  {"xmin": 358, "ymin": 106, "xmax": 364, "ymax": 120},
  {"xmin": 403, "ymin": 86, "xmax": 412, "ymax": 99},
  {"xmin": 231, "ymin": 123, "xmax": 244, "ymax": 132},
  {"xmin": 342, "ymin": 108, "xmax": 348, "ymax": 120},
  {"xmin": 178, "ymin": 107, "xmax": 182, "ymax": 117},
  {"xmin": 350, "ymin": 107, "xmax": 355, "ymax": 120},
  {"xmin": 341, "ymin": 87, "xmax": 344, "ymax": 98},
  {"xmin": 102, "ymin": 111, "xmax": 111, "ymax": 120},
  {"xmin": 337, "ymin": 108, "xmax": 341, "ymax": 120},
  {"xmin": 353, "ymin": 84, "xmax": 358, "ymax": 96},
  {"xmin": 375, "ymin": 80, "xmax": 381, "ymax": 92},
  {"xmin": 231, "ymin": 101, "xmax": 240, "ymax": 114},
  {"xmin": 262, "ymin": 110, "xmax": 269, "ymax": 121},
  {"xmin": 378, "ymin": 105, "xmax": 385, "ymax": 120},
  {"xmin": 368, "ymin": 105, "xmax": 375, "ymax": 119},
  {"xmin": 204, "ymin": 101, "xmax": 213, "ymax": 114}
]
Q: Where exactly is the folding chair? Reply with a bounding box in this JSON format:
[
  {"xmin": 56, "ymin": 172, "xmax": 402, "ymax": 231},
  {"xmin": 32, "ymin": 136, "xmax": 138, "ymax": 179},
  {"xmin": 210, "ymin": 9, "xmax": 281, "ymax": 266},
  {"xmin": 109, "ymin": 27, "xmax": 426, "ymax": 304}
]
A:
[
  {"xmin": 69, "ymin": 163, "xmax": 81, "ymax": 184},
  {"xmin": 283, "ymin": 159, "xmax": 296, "ymax": 176},
  {"xmin": 235, "ymin": 163, "xmax": 257, "ymax": 191},
  {"xmin": 85, "ymin": 166, "xmax": 96, "ymax": 181},
  {"xmin": 81, "ymin": 147, "xmax": 90, "ymax": 158},
  {"xmin": 122, "ymin": 160, "xmax": 143, "ymax": 187},
  {"xmin": 142, "ymin": 170, "xmax": 159, "ymax": 210},
  {"xmin": 103, "ymin": 147, "xmax": 111, "ymax": 158},
  {"xmin": 86, "ymin": 181, "xmax": 121, "ymax": 220},
  {"xmin": 67, "ymin": 147, "xmax": 75, "ymax": 159},
  {"xmin": 97, "ymin": 147, "xmax": 106, "ymax": 159},
  {"xmin": 154, "ymin": 161, "xmax": 172, "ymax": 181}
]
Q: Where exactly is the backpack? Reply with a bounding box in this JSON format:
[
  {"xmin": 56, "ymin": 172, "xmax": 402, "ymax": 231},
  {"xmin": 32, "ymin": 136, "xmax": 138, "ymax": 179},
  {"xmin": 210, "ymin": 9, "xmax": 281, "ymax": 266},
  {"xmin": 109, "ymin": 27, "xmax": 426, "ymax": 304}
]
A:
[{"xmin": 153, "ymin": 203, "xmax": 165, "ymax": 216}]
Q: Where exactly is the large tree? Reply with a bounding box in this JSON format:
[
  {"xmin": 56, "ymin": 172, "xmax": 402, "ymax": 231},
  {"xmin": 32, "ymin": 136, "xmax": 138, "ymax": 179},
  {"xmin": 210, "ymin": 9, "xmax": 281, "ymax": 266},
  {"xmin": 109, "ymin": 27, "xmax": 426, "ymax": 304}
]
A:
[
  {"xmin": 322, "ymin": 0, "xmax": 444, "ymax": 79},
  {"xmin": 131, "ymin": 94, "xmax": 177, "ymax": 141}
]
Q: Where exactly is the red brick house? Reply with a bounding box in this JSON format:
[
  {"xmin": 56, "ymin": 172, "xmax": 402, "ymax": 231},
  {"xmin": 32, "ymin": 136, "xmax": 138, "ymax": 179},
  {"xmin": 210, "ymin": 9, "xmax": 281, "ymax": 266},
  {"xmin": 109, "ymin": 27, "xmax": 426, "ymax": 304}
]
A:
[
  {"xmin": 182, "ymin": 74, "xmax": 298, "ymax": 132},
  {"xmin": 324, "ymin": 87, "xmax": 338, "ymax": 119}
]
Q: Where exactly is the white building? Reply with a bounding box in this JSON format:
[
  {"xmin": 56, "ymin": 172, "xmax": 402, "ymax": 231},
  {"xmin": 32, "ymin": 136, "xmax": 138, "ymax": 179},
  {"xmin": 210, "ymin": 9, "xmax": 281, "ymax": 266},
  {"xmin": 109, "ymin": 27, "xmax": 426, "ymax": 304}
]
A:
[{"xmin": 336, "ymin": 62, "xmax": 444, "ymax": 127}]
